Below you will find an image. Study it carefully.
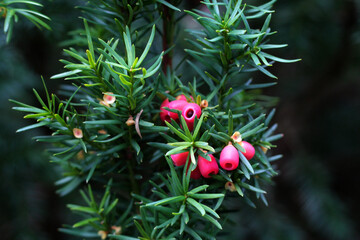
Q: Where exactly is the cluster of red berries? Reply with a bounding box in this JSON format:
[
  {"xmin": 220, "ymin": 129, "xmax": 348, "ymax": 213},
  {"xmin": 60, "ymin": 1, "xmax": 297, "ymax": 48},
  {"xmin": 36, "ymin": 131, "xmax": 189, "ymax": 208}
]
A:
[
  {"xmin": 170, "ymin": 151, "xmax": 217, "ymax": 179},
  {"xmin": 170, "ymin": 141, "xmax": 255, "ymax": 180},
  {"xmin": 160, "ymin": 95, "xmax": 201, "ymax": 131},
  {"xmin": 161, "ymin": 95, "xmax": 256, "ymax": 179}
]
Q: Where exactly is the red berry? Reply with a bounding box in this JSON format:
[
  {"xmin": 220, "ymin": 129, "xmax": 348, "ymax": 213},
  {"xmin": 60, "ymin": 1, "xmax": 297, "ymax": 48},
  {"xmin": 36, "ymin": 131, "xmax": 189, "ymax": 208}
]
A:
[
  {"xmin": 181, "ymin": 103, "xmax": 202, "ymax": 131},
  {"xmin": 160, "ymin": 98, "xmax": 170, "ymax": 122},
  {"xmin": 167, "ymin": 100, "xmax": 188, "ymax": 121},
  {"xmin": 219, "ymin": 144, "xmax": 239, "ymax": 171},
  {"xmin": 198, "ymin": 154, "xmax": 219, "ymax": 178},
  {"xmin": 240, "ymin": 141, "xmax": 255, "ymax": 160},
  {"xmin": 171, "ymin": 151, "xmax": 189, "ymax": 166}
]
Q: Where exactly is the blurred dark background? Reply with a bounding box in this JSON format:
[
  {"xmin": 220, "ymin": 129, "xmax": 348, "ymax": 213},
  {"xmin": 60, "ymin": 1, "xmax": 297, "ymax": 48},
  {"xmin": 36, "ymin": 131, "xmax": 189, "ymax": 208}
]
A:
[{"xmin": 1, "ymin": 0, "xmax": 359, "ymax": 239}]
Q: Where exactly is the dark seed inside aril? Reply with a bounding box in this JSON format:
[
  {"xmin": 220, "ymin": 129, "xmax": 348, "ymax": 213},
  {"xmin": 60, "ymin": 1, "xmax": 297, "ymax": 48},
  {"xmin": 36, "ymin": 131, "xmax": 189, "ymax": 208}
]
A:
[
  {"xmin": 225, "ymin": 163, "xmax": 232, "ymax": 168},
  {"xmin": 186, "ymin": 109, "xmax": 194, "ymax": 118}
]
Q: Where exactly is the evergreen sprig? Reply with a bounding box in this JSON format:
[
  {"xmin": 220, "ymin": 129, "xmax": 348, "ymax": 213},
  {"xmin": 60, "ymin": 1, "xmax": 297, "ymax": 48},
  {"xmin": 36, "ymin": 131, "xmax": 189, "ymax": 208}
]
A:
[
  {"xmin": 10, "ymin": 0, "xmax": 297, "ymax": 239},
  {"xmin": 0, "ymin": 0, "xmax": 50, "ymax": 42}
]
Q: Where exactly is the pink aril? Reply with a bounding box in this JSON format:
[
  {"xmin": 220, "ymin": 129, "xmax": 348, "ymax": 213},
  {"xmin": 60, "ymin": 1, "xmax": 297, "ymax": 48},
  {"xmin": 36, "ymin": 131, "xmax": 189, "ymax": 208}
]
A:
[
  {"xmin": 198, "ymin": 154, "xmax": 219, "ymax": 178},
  {"xmin": 167, "ymin": 100, "xmax": 188, "ymax": 121},
  {"xmin": 170, "ymin": 151, "xmax": 189, "ymax": 167},
  {"xmin": 220, "ymin": 144, "xmax": 239, "ymax": 171},
  {"xmin": 181, "ymin": 103, "xmax": 202, "ymax": 131},
  {"xmin": 240, "ymin": 141, "xmax": 255, "ymax": 160}
]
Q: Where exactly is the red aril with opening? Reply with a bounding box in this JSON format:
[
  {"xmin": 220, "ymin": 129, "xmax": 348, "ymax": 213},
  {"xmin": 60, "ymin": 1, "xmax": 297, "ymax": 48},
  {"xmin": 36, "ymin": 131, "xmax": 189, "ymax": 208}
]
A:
[
  {"xmin": 181, "ymin": 103, "xmax": 201, "ymax": 131},
  {"xmin": 220, "ymin": 144, "xmax": 239, "ymax": 171}
]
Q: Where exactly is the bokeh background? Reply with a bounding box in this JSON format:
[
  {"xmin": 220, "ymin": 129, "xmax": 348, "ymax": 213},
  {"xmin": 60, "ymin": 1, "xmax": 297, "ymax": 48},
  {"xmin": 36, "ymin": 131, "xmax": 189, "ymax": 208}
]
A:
[{"xmin": 1, "ymin": 0, "xmax": 359, "ymax": 239}]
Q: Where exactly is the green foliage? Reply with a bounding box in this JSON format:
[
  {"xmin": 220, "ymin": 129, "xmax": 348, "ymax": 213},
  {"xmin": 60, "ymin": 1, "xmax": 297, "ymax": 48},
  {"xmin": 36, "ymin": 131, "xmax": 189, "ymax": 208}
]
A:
[
  {"xmin": 60, "ymin": 179, "xmax": 137, "ymax": 239},
  {"xmin": 9, "ymin": 0, "xmax": 297, "ymax": 239},
  {"xmin": 131, "ymin": 157, "xmax": 224, "ymax": 239},
  {"xmin": 0, "ymin": 0, "xmax": 50, "ymax": 42}
]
